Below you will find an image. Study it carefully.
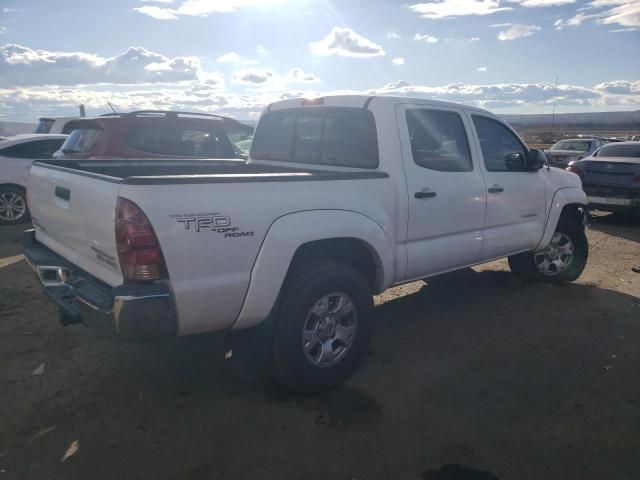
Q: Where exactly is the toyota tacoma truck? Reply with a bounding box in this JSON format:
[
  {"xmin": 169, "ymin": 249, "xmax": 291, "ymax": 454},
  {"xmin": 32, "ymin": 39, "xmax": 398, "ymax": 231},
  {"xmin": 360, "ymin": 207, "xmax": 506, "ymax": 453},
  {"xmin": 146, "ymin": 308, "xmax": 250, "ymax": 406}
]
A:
[{"xmin": 23, "ymin": 95, "xmax": 588, "ymax": 392}]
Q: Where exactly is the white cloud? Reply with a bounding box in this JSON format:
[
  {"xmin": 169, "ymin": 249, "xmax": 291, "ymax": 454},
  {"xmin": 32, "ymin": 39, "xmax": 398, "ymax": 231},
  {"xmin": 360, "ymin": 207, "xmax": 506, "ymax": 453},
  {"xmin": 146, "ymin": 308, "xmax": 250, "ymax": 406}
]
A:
[
  {"xmin": 1, "ymin": 79, "xmax": 638, "ymax": 123},
  {"xmin": 406, "ymin": 1, "xmax": 511, "ymax": 19},
  {"xmin": 387, "ymin": 32, "xmax": 401, "ymax": 39},
  {"xmin": 593, "ymin": 0, "xmax": 640, "ymax": 28},
  {"xmin": 141, "ymin": 0, "xmax": 174, "ymax": 2},
  {"xmin": 0, "ymin": 44, "xmax": 204, "ymax": 86},
  {"xmin": 555, "ymin": 1, "xmax": 640, "ymax": 30},
  {"xmin": 554, "ymin": 11, "xmax": 592, "ymax": 29},
  {"xmin": 469, "ymin": 37, "xmax": 481, "ymax": 42},
  {"xmin": 478, "ymin": 66, "xmax": 488, "ymax": 72},
  {"xmin": 508, "ymin": 0, "xmax": 575, "ymax": 6},
  {"xmin": 216, "ymin": 52, "xmax": 257, "ymax": 64},
  {"xmin": 231, "ymin": 67, "xmax": 318, "ymax": 87},
  {"xmin": 494, "ymin": 23, "xmax": 542, "ymax": 40},
  {"xmin": 392, "ymin": 57, "xmax": 405, "ymax": 65},
  {"xmin": 231, "ymin": 68, "xmax": 275, "ymax": 85},
  {"xmin": 0, "ymin": 27, "xmax": 6, "ymax": 34},
  {"xmin": 135, "ymin": 0, "xmax": 283, "ymax": 19},
  {"xmin": 413, "ymin": 33, "xmax": 439, "ymax": 43},
  {"xmin": 594, "ymin": 79, "xmax": 640, "ymax": 95},
  {"xmin": 134, "ymin": 5, "xmax": 178, "ymax": 19},
  {"xmin": 309, "ymin": 27, "xmax": 385, "ymax": 57},
  {"xmin": 287, "ymin": 68, "xmax": 319, "ymax": 82},
  {"xmin": 369, "ymin": 80, "xmax": 610, "ymax": 109}
]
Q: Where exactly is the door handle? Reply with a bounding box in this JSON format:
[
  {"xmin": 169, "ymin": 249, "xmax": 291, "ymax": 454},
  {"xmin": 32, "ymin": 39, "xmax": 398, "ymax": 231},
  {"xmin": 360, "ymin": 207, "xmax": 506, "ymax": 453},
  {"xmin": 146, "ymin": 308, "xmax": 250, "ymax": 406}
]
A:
[
  {"xmin": 488, "ymin": 185, "xmax": 504, "ymax": 194},
  {"xmin": 55, "ymin": 186, "xmax": 71, "ymax": 201},
  {"xmin": 415, "ymin": 191, "xmax": 437, "ymax": 199}
]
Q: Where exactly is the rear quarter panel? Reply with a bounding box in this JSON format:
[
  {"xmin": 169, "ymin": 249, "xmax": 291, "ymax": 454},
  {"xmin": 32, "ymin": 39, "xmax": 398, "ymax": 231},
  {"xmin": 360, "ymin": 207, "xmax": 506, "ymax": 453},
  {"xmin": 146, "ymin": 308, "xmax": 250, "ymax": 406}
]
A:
[{"xmin": 118, "ymin": 177, "xmax": 395, "ymax": 335}]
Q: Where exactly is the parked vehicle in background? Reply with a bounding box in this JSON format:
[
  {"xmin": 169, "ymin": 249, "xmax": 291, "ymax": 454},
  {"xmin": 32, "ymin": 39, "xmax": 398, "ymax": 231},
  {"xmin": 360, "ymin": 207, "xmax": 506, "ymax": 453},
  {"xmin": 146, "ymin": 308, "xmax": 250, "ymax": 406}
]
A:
[
  {"xmin": 0, "ymin": 134, "xmax": 67, "ymax": 225},
  {"xmin": 34, "ymin": 117, "xmax": 81, "ymax": 135},
  {"xmin": 54, "ymin": 111, "xmax": 253, "ymax": 160},
  {"xmin": 567, "ymin": 141, "xmax": 640, "ymax": 215},
  {"xmin": 546, "ymin": 138, "xmax": 606, "ymax": 167},
  {"xmin": 24, "ymin": 95, "xmax": 588, "ymax": 392}
]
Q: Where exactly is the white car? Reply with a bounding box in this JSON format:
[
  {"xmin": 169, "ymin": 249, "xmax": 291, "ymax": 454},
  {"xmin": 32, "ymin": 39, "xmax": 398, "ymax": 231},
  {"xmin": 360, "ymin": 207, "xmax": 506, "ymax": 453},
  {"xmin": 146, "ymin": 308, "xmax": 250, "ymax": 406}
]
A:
[
  {"xmin": 24, "ymin": 95, "xmax": 588, "ymax": 392},
  {"xmin": 0, "ymin": 134, "xmax": 68, "ymax": 225},
  {"xmin": 34, "ymin": 117, "xmax": 81, "ymax": 134}
]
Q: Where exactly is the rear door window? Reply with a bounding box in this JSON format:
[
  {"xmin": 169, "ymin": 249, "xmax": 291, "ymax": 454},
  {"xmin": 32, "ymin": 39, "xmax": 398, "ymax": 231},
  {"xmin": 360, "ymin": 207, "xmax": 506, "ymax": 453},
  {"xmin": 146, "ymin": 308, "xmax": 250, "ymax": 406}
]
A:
[
  {"xmin": 251, "ymin": 107, "xmax": 379, "ymax": 168},
  {"xmin": 405, "ymin": 109, "xmax": 472, "ymax": 172}
]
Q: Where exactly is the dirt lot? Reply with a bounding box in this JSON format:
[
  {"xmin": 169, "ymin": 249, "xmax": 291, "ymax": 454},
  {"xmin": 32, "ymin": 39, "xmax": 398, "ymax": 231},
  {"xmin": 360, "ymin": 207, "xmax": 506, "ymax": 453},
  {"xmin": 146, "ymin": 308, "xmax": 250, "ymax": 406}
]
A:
[{"xmin": 1, "ymin": 217, "xmax": 639, "ymax": 480}]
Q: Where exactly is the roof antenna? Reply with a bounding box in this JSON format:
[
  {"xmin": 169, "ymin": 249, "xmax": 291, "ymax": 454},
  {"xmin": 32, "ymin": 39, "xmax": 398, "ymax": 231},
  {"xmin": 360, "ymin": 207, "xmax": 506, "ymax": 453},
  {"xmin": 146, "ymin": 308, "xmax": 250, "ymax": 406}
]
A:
[
  {"xmin": 550, "ymin": 76, "xmax": 559, "ymax": 141},
  {"xmin": 546, "ymin": 76, "xmax": 559, "ymax": 171},
  {"xmin": 107, "ymin": 101, "xmax": 119, "ymax": 115}
]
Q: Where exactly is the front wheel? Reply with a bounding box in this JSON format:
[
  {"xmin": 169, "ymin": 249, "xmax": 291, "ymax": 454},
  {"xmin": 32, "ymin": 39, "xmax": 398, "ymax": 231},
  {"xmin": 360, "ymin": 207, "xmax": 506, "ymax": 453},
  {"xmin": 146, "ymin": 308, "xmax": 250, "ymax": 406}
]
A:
[
  {"xmin": 509, "ymin": 219, "xmax": 588, "ymax": 283},
  {"xmin": 272, "ymin": 261, "xmax": 373, "ymax": 394}
]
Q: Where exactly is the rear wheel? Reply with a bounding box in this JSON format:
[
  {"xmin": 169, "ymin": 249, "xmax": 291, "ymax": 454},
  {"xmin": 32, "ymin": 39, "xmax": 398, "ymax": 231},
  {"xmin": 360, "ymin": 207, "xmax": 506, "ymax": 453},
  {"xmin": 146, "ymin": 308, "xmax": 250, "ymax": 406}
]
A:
[
  {"xmin": 272, "ymin": 261, "xmax": 372, "ymax": 393},
  {"xmin": 0, "ymin": 186, "xmax": 29, "ymax": 226},
  {"xmin": 509, "ymin": 218, "xmax": 588, "ymax": 284}
]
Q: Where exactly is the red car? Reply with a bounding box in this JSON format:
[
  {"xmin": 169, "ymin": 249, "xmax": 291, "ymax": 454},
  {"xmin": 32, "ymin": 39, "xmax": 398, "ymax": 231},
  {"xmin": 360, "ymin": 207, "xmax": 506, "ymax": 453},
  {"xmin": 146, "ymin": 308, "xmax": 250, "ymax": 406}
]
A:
[{"xmin": 55, "ymin": 110, "xmax": 254, "ymax": 160}]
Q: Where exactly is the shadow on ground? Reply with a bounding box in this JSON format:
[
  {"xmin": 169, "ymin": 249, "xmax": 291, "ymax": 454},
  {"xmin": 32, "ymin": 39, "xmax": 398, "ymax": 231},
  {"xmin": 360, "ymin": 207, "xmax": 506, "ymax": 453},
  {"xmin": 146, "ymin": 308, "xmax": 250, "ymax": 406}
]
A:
[{"xmin": 588, "ymin": 211, "xmax": 639, "ymax": 244}]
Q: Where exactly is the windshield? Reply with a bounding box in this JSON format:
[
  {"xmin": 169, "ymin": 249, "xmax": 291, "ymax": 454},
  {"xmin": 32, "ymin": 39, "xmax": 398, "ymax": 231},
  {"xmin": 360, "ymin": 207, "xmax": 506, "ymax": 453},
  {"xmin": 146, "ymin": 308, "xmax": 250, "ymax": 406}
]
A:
[
  {"xmin": 59, "ymin": 128, "xmax": 101, "ymax": 155},
  {"xmin": 595, "ymin": 144, "xmax": 640, "ymax": 158},
  {"xmin": 34, "ymin": 119, "xmax": 54, "ymax": 134},
  {"xmin": 552, "ymin": 140, "xmax": 591, "ymax": 152}
]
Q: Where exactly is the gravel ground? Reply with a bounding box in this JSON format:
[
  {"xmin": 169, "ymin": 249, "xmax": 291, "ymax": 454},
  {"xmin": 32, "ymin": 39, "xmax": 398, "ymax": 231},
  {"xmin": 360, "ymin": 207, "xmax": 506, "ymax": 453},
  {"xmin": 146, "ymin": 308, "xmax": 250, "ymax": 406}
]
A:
[{"xmin": 0, "ymin": 216, "xmax": 639, "ymax": 480}]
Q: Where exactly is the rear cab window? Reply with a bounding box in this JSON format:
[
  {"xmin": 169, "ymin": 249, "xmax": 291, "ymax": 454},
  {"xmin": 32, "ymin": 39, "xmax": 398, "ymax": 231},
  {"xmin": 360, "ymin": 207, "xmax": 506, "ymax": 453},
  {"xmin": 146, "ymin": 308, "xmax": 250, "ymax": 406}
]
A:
[
  {"xmin": 60, "ymin": 122, "xmax": 102, "ymax": 157},
  {"xmin": 594, "ymin": 144, "xmax": 640, "ymax": 158},
  {"xmin": 124, "ymin": 121, "xmax": 236, "ymax": 158},
  {"xmin": 34, "ymin": 118, "xmax": 54, "ymax": 134},
  {"xmin": 552, "ymin": 140, "xmax": 591, "ymax": 152},
  {"xmin": 251, "ymin": 107, "xmax": 379, "ymax": 169}
]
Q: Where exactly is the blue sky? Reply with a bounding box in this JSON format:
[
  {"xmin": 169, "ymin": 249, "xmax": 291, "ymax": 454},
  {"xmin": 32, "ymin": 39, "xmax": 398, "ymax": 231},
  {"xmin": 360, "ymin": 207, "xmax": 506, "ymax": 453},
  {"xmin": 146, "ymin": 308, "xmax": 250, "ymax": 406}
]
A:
[{"xmin": 0, "ymin": 0, "xmax": 638, "ymax": 121}]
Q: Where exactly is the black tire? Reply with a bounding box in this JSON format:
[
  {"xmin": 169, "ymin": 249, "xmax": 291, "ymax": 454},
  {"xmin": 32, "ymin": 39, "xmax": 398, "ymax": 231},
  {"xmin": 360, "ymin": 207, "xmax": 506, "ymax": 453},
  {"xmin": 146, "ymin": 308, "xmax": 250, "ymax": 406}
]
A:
[
  {"xmin": 508, "ymin": 217, "xmax": 588, "ymax": 284},
  {"xmin": 272, "ymin": 260, "xmax": 373, "ymax": 394},
  {"xmin": 0, "ymin": 185, "xmax": 30, "ymax": 226}
]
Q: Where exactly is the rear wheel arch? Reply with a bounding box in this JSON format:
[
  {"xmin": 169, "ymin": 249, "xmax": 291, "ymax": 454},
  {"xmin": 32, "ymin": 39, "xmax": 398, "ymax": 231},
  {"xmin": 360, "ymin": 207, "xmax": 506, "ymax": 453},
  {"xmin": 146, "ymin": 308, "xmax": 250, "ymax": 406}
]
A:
[
  {"xmin": 233, "ymin": 210, "xmax": 393, "ymax": 330},
  {"xmin": 287, "ymin": 237, "xmax": 382, "ymax": 294}
]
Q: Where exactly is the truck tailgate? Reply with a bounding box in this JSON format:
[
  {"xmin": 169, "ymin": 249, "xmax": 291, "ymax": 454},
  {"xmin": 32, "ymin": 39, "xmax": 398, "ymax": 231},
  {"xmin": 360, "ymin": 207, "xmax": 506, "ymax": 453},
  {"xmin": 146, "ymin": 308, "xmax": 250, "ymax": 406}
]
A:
[{"xmin": 28, "ymin": 164, "xmax": 123, "ymax": 287}]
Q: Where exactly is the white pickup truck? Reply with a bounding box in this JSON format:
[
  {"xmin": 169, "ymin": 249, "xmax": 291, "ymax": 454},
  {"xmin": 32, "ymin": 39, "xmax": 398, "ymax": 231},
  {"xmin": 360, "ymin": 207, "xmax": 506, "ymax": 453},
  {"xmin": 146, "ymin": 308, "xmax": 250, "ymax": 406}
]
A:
[{"xmin": 24, "ymin": 95, "xmax": 588, "ymax": 392}]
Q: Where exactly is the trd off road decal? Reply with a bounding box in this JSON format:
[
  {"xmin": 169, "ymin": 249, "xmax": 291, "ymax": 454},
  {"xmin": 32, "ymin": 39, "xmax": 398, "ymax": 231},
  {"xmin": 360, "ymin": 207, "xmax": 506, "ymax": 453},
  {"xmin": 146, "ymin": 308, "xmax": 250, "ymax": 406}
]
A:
[{"xmin": 171, "ymin": 213, "xmax": 254, "ymax": 238}]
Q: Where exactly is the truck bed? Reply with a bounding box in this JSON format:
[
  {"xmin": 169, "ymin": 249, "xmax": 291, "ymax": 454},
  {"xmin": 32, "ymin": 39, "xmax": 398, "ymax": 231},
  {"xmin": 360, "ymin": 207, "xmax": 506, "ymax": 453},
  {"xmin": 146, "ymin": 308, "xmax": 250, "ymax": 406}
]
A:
[{"xmin": 35, "ymin": 159, "xmax": 388, "ymax": 185}]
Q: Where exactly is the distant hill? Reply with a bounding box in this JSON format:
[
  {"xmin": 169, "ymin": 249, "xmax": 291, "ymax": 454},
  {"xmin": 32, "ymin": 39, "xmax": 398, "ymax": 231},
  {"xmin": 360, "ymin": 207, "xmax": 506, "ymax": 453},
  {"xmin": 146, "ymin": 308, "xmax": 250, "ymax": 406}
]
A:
[{"xmin": 501, "ymin": 110, "xmax": 640, "ymax": 132}]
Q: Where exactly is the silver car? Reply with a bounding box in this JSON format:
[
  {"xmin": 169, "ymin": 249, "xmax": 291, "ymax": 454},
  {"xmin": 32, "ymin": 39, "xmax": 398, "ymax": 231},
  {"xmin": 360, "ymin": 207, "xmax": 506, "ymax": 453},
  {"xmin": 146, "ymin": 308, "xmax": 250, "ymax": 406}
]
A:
[{"xmin": 547, "ymin": 138, "xmax": 606, "ymax": 168}]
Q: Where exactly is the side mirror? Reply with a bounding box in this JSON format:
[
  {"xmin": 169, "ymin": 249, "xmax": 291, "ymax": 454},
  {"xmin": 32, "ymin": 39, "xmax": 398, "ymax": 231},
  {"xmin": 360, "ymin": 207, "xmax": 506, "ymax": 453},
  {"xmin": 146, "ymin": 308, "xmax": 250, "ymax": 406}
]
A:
[{"xmin": 525, "ymin": 148, "xmax": 546, "ymax": 170}]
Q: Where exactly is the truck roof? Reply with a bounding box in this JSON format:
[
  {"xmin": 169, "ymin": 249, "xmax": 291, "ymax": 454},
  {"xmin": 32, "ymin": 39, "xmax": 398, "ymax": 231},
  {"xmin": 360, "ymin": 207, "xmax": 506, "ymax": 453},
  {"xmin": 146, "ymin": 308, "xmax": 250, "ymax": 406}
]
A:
[{"xmin": 267, "ymin": 95, "xmax": 495, "ymax": 116}]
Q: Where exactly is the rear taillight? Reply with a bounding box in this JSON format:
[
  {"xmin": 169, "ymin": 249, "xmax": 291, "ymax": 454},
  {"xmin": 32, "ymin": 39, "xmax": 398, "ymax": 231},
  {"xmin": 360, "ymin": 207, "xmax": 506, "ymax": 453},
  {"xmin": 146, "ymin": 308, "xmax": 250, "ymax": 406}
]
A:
[
  {"xmin": 566, "ymin": 164, "xmax": 585, "ymax": 180},
  {"xmin": 115, "ymin": 197, "xmax": 168, "ymax": 281}
]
